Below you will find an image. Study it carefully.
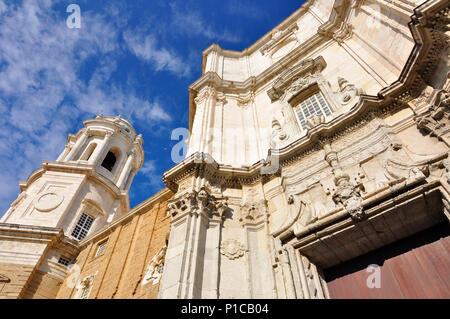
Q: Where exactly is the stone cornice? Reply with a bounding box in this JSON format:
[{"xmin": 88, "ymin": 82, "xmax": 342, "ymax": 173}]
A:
[
  {"xmin": 0, "ymin": 223, "xmax": 63, "ymax": 243},
  {"xmin": 19, "ymin": 161, "xmax": 132, "ymax": 213}
]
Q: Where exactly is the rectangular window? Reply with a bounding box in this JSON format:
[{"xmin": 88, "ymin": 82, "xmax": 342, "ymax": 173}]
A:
[
  {"xmin": 295, "ymin": 91, "xmax": 332, "ymax": 130},
  {"xmin": 58, "ymin": 257, "xmax": 70, "ymax": 266},
  {"xmin": 71, "ymin": 213, "xmax": 95, "ymax": 240},
  {"xmin": 95, "ymin": 241, "xmax": 108, "ymax": 257}
]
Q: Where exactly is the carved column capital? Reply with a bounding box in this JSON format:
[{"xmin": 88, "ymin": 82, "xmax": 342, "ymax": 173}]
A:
[{"xmin": 167, "ymin": 187, "xmax": 228, "ymax": 220}]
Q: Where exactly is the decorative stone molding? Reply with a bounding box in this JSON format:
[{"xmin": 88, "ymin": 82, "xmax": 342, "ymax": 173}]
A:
[
  {"xmin": 443, "ymin": 157, "xmax": 450, "ymax": 184},
  {"xmin": 318, "ymin": 22, "xmax": 354, "ymax": 45},
  {"xmin": 425, "ymin": 6, "xmax": 449, "ymax": 33},
  {"xmin": 270, "ymin": 118, "xmax": 288, "ymax": 149},
  {"xmin": 267, "ymin": 56, "xmax": 327, "ymax": 102},
  {"xmin": 142, "ymin": 246, "xmax": 167, "ymax": 286},
  {"xmin": 292, "ymin": 198, "xmax": 318, "ymax": 231},
  {"xmin": 305, "ymin": 114, "xmax": 325, "ymax": 130},
  {"xmin": 236, "ymin": 91, "xmax": 255, "ymax": 108},
  {"xmin": 239, "ymin": 200, "xmax": 268, "ymax": 226},
  {"xmin": 415, "ymin": 89, "xmax": 450, "ymax": 142},
  {"xmin": 194, "ymin": 86, "xmax": 216, "ymax": 105},
  {"xmin": 167, "ymin": 187, "xmax": 228, "ymax": 220},
  {"xmin": 336, "ymin": 77, "xmax": 363, "ymax": 105},
  {"xmin": 220, "ymin": 239, "xmax": 246, "ymax": 260},
  {"xmin": 260, "ymin": 24, "xmax": 299, "ymax": 56},
  {"xmin": 34, "ymin": 192, "xmax": 64, "ymax": 213}
]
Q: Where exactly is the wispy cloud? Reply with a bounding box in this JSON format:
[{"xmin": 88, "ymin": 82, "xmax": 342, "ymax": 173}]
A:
[
  {"xmin": 226, "ymin": 0, "xmax": 268, "ymax": 20},
  {"xmin": 169, "ymin": 2, "xmax": 241, "ymax": 44},
  {"xmin": 123, "ymin": 30, "xmax": 191, "ymax": 77}
]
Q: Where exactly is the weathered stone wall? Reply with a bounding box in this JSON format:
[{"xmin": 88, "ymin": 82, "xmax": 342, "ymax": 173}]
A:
[
  {"xmin": 0, "ymin": 263, "xmax": 35, "ymax": 299},
  {"xmin": 56, "ymin": 189, "xmax": 172, "ymax": 299}
]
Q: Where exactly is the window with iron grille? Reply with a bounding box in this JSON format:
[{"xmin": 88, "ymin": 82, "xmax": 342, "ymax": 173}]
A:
[
  {"xmin": 58, "ymin": 257, "xmax": 70, "ymax": 266},
  {"xmin": 71, "ymin": 213, "xmax": 95, "ymax": 240},
  {"xmin": 294, "ymin": 91, "xmax": 332, "ymax": 130},
  {"xmin": 95, "ymin": 241, "xmax": 108, "ymax": 257}
]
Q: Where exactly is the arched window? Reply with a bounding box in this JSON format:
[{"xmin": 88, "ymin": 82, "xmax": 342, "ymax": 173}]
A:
[
  {"xmin": 80, "ymin": 143, "xmax": 97, "ymax": 161},
  {"xmin": 101, "ymin": 151, "xmax": 117, "ymax": 172}
]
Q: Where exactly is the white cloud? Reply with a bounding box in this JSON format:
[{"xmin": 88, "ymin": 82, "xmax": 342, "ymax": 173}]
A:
[
  {"xmin": 136, "ymin": 159, "xmax": 164, "ymax": 191},
  {"xmin": 226, "ymin": 0, "xmax": 268, "ymax": 20},
  {"xmin": 169, "ymin": 3, "xmax": 241, "ymax": 44},
  {"xmin": 123, "ymin": 31, "xmax": 191, "ymax": 77}
]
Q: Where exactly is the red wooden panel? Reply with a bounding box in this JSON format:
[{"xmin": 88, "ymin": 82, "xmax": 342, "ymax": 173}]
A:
[{"xmin": 324, "ymin": 223, "xmax": 450, "ymax": 299}]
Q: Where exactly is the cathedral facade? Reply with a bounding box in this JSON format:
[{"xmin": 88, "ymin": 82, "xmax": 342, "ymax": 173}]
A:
[{"xmin": 0, "ymin": 0, "xmax": 449, "ymax": 299}]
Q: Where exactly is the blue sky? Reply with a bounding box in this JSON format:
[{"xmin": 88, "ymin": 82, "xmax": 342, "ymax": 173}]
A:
[{"xmin": 0, "ymin": 0, "xmax": 305, "ymax": 217}]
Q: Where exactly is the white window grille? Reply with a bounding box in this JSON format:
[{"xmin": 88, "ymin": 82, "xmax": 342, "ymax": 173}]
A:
[
  {"xmin": 71, "ymin": 213, "xmax": 95, "ymax": 240},
  {"xmin": 295, "ymin": 91, "xmax": 332, "ymax": 130},
  {"xmin": 95, "ymin": 241, "xmax": 108, "ymax": 257}
]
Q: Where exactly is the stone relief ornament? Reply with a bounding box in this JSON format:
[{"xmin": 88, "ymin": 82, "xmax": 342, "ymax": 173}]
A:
[
  {"xmin": 34, "ymin": 192, "xmax": 64, "ymax": 213},
  {"xmin": 142, "ymin": 246, "xmax": 167, "ymax": 286},
  {"xmin": 80, "ymin": 276, "xmax": 94, "ymax": 289},
  {"xmin": 167, "ymin": 187, "xmax": 228, "ymax": 219},
  {"xmin": 270, "ymin": 118, "xmax": 288, "ymax": 149},
  {"xmin": 292, "ymin": 199, "xmax": 318, "ymax": 233},
  {"xmin": 220, "ymin": 239, "xmax": 246, "ymax": 260},
  {"xmin": 305, "ymin": 114, "xmax": 325, "ymax": 130},
  {"xmin": 443, "ymin": 157, "xmax": 450, "ymax": 184},
  {"xmin": 415, "ymin": 89, "xmax": 450, "ymax": 140},
  {"xmin": 332, "ymin": 173, "xmax": 365, "ymax": 221},
  {"xmin": 336, "ymin": 77, "xmax": 363, "ymax": 106},
  {"xmin": 239, "ymin": 200, "xmax": 268, "ymax": 226}
]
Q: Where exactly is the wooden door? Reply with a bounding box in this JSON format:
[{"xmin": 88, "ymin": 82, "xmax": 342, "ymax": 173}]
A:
[{"xmin": 324, "ymin": 223, "xmax": 450, "ymax": 299}]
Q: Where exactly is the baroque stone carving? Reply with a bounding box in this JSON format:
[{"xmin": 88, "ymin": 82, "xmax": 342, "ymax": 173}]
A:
[
  {"xmin": 443, "ymin": 157, "xmax": 450, "ymax": 184},
  {"xmin": 302, "ymin": 256, "xmax": 318, "ymax": 298},
  {"xmin": 293, "ymin": 199, "xmax": 318, "ymax": 230},
  {"xmin": 167, "ymin": 187, "xmax": 228, "ymax": 219},
  {"xmin": 270, "ymin": 119, "xmax": 288, "ymax": 149},
  {"xmin": 336, "ymin": 77, "xmax": 363, "ymax": 105},
  {"xmin": 80, "ymin": 275, "xmax": 95, "ymax": 290},
  {"xmin": 142, "ymin": 246, "xmax": 167, "ymax": 286},
  {"xmin": 239, "ymin": 200, "xmax": 268, "ymax": 226},
  {"xmin": 260, "ymin": 24, "xmax": 299, "ymax": 56},
  {"xmin": 318, "ymin": 22, "xmax": 354, "ymax": 44},
  {"xmin": 305, "ymin": 114, "xmax": 325, "ymax": 130},
  {"xmin": 220, "ymin": 239, "xmax": 246, "ymax": 260},
  {"xmin": 332, "ymin": 173, "xmax": 365, "ymax": 221},
  {"xmin": 322, "ymin": 142, "xmax": 365, "ymax": 220},
  {"xmin": 267, "ymin": 56, "xmax": 327, "ymax": 102},
  {"xmin": 415, "ymin": 89, "xmax": 450, "ymax": 140}
]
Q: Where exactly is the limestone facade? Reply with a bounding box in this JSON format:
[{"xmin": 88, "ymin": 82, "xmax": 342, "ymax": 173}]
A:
[{"xmin": 0, "ymin": 0, "xmax": 449, "ymax": 299}]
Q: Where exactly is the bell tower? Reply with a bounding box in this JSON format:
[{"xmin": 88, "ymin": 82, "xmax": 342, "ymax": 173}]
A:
[
  {"xmin": 1, "ymin": 114, "xmax": 144, "ymax": 237},
  {"xmin": 0, "ymin": 115, "xmax": 144, "ymax": 299}
]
